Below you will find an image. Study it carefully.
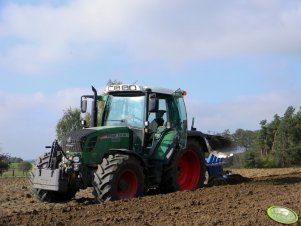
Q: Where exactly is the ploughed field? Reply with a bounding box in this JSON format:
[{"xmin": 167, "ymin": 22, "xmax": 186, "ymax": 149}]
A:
[{"xmin": 1, "ymin": 168, "xmax": 301, "ymax": 226}]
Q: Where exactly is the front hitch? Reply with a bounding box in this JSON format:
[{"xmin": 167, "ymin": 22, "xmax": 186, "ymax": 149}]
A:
[{"xmin": 44, "ymin": 140, "xmax": 67, "ymax": 170}]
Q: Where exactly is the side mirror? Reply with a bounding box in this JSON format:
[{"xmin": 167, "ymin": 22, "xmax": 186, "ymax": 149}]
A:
[
  {"xmin": 81, "ymin": 99, "xmax": 87, "ymax": 113},
  {"xmin": 81, "ymin": 119, "xmax": 87, "ymax": 128},
  {"xmin": 148, "ymin": 94, "xmax": 159, "ymax": 113}
]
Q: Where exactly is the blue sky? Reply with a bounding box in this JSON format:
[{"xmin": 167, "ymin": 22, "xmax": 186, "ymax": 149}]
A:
[{"xmin": 1, "ymin": 0, "xmax": 301, "ymax": 159}]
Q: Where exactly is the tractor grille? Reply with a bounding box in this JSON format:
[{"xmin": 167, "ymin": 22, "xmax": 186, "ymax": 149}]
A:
[
  {"xmin": 62, "ymin": 129, "xmax": 95, "ymax": 153},
  {"xmin": 86, "ymin": 136, "xmax": 97, "ymax": 152}
]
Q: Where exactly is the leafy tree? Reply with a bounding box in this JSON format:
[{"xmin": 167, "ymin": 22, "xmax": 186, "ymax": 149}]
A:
[
  {"xmin": 107, "ymin": 79, "xmax": 122, "ymax": 86},
  {"xmin": 8, "ymin": 157, "xmax": 23, "ymax": 163},
  {"xmin": 0, "ymin": 151, "xmax": 10, "ymax": 176},
  {"xmin": 232, "ymin": 129, "xmax": 256, "ymax": 149},
  {"xmin": 96, "ymin": 79, "xmax": 122, "ymax": 125},
  {"xmin": 225, "ymin": 129, "xmax": 256, "ymax": 168},
  {"xmin": 56, "ymin": 108, "xmax": 81, "ymax": 143},
  {"xmin": 258, "ymin": 120, "xmax": 269, "ymax": 158},
  {"xmin": 221, "ymin": 129, "xmax": 232, "ymax": 139},
  {"xmin": 270, "ymin": 114, "xmax": 281, "ymax": 153},
  {"xmin": 272, "ymin": 106, "xmax": 301, "ymax": 167},
  {"xmin": 244, "ymin": 150, "xmax": 257, "ymax": 168},
  {"xmin": 84, "ymin": 112, "xmax": 91, "ymax": 127},
  {"xmin": 228, "ymin": 129, "xmax": 256, "ymax": 168},
  {"xmin": 56, "ymin": 80, "xmax": 123, "ymax": 142},
  {"xmin": 18, "ymin": 161, "xmax": 32, "ymax": 176}
]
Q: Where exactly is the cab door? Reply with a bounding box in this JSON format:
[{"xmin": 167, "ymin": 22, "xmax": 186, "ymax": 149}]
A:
[{"xmin": 148, "ymin": 94, "xmax": 187, "ymax": 160}]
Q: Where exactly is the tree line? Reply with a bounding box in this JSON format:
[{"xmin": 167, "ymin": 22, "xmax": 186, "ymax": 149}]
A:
[{"xmin": 225, "ymin": 106, "xmax": 301, "ymax": 168}]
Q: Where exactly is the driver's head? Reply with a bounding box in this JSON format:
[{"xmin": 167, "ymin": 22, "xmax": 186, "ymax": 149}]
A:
[{"xmin": 156, "ymin": 110, "xmax": 166, "ymax": 119}]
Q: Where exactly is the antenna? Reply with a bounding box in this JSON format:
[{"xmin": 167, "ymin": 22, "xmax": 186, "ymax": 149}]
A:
[{"xmin": 133, "ymin": 80, "xmax": 138, "ymax": 84}]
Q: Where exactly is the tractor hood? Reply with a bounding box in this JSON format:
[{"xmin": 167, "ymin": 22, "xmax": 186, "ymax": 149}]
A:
[
  {"xmin": 63, "ymin": 126, "xmax": 131, "ymax": 151},
  {"xmin": 62, "ymin": 126, "xmax": 138, "ymax": 165}
]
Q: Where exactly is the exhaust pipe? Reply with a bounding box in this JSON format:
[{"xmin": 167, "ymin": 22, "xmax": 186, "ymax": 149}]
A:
[{"xmin": 91, "ymin": 86, "xmax": 98, "ymax": 127}]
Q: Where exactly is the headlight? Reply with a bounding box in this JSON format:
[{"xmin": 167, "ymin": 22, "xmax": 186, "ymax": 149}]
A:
[
  {"xmin": 73, "ymin": 156, "xmax": 80, "ymax": 163},
  {"xmin": 62, "ymin": 156, "xmax": 67, "ymax": 163}
]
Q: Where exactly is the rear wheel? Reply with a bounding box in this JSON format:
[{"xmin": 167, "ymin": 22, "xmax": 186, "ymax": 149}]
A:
[
  {"xmin": 30, "ymin": 152, "xmax": 77, "ymax": 202},
  {"xmin": 92, "ymin": 154, "xmax": 145, "ymax": 203},
  {"xmin": 160, "ymin": 139, "xmax": 206, "ymax": 192}
]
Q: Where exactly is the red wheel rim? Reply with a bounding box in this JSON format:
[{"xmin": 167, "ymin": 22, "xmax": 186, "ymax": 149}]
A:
[
  {"xmin": 117, "ymin": 169, "xmax": 138, "ymax": 199},
  {"xmin": 178, "ymin": 150, "xmax": 201, "ymax": 190}
]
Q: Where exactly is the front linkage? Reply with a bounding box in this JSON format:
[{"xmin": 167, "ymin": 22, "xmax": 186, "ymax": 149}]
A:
[{"xmin": 31, "ymin": 140, "xmax": 91, "ymax": 202}]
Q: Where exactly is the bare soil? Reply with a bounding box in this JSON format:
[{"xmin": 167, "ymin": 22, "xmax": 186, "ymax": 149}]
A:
[{"xmin": 1, "ymin": 168, "xmax": 301, "ymax": 226}]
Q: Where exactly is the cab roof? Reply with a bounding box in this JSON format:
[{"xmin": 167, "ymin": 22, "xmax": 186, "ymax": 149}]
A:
[{"xmin": 105, "ymin": 84, "xmax": 175, "ymax": 95}]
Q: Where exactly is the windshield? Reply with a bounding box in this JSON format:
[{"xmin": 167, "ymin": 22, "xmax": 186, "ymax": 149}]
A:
[{"xmin": 103, "ymin": 94, "xmax": 145, "ymax": 128}]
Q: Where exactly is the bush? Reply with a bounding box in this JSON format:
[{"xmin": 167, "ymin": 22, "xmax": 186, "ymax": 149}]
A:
[{"xmin": 0, "ymin": 153, "xmax": 10, "ymax": 176}]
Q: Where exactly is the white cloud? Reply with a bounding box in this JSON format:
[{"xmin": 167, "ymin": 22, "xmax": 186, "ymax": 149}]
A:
[
  {"xmin": 53, "ymin": 87, "xmax": 90, "ymax": 110},
  {"xmin": 125, "ymin": 0, "xmax": 301, "ymax": 60},
  {"xmin": 0, "ymin": 87, "xmax": 102, "ymax": 125},
  {"xmin": 0, "ymin": 87, "xmax": 97, "ymax": 159},
  {"xmin": 0, "ymin": 91, "xmax": 46, "ymax": 124},
  {"xmin": 0, "ymin": 91, "xmax": 47, "ymax": 159},
  {"xmin": 186, "ymin": 89, "xmax": 301, "ymax": 133},
  {"xmin": 1, "ymin": 0, "xmax": 301, "ymax": 74},
  {"xmin": 0, "ymin": 0, "xmax": 141, "ymax": 73}
]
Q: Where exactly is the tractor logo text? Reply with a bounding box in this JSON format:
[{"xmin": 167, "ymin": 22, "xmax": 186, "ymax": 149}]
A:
[{"xmin": 98, "ymin": 133, "xmax": 129, "ymax": 142}]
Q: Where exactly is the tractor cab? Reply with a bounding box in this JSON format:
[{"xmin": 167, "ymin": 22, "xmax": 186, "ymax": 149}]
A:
[{"xmin": 80, "ymin": 84, "xmax": 188, "ymax": 160}]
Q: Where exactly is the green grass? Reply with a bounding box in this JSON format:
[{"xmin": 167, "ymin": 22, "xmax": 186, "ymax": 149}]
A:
[{"xmin": 1, "ymin": 162, "xmax": 32, "ymax": 177}]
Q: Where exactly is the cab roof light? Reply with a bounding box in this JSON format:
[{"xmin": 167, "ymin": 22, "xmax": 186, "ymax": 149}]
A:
[
  {"xmin": 106, "ymin": 84, "xmax": 141, "ymax": 92},
  {"xmin": 129, "ymin": 85, "xmax": 137, "ymax": 91},
  {"xmin": 108, "ymin": 86, "xmax": 115, "ymax": 91},
  {"xmin": 182, "ymin": 90, "xmax": 187, "ymax": 96}
]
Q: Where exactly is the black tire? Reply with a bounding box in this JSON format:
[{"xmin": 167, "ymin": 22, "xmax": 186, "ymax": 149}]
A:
[
  {"xmin": 30, "ymin": 152, "xmax": 77, "ymax": 203},
  {"xmin": 92, "ymin": 154, "xmax": 145, "ymax": 203},
  {"xmin": 160, "ymin": 139, "xmax": 206, "ymax": 193}
]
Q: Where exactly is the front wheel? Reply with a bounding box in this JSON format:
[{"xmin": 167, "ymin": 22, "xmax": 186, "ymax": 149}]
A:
[
  {"xmin": 92, "ymin": 154, "xmax": 145, "ymax": 203},
  {"xmin": 160, "ymin": 139, "xmax": 206, "ymax": 193},
  {"xmin": 32, "ymin": 187, "xmax": 77, "ymax": 202}
]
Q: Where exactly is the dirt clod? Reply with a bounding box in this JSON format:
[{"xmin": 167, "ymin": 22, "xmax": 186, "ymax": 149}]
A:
[{"xmin": 25, "ymin": 193, "xmax": 31, "ymax": 198}]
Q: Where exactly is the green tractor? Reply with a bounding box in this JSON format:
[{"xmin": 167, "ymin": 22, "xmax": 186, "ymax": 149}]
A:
[{"xmin": 31, "ymin": 84, "xmax": 240, "ymax": 203}]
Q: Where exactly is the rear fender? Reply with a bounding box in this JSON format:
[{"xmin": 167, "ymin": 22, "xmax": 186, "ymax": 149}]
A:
[{"xmin": 187, "ymin": 131, "xmax": 209, "ymax": 153}]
